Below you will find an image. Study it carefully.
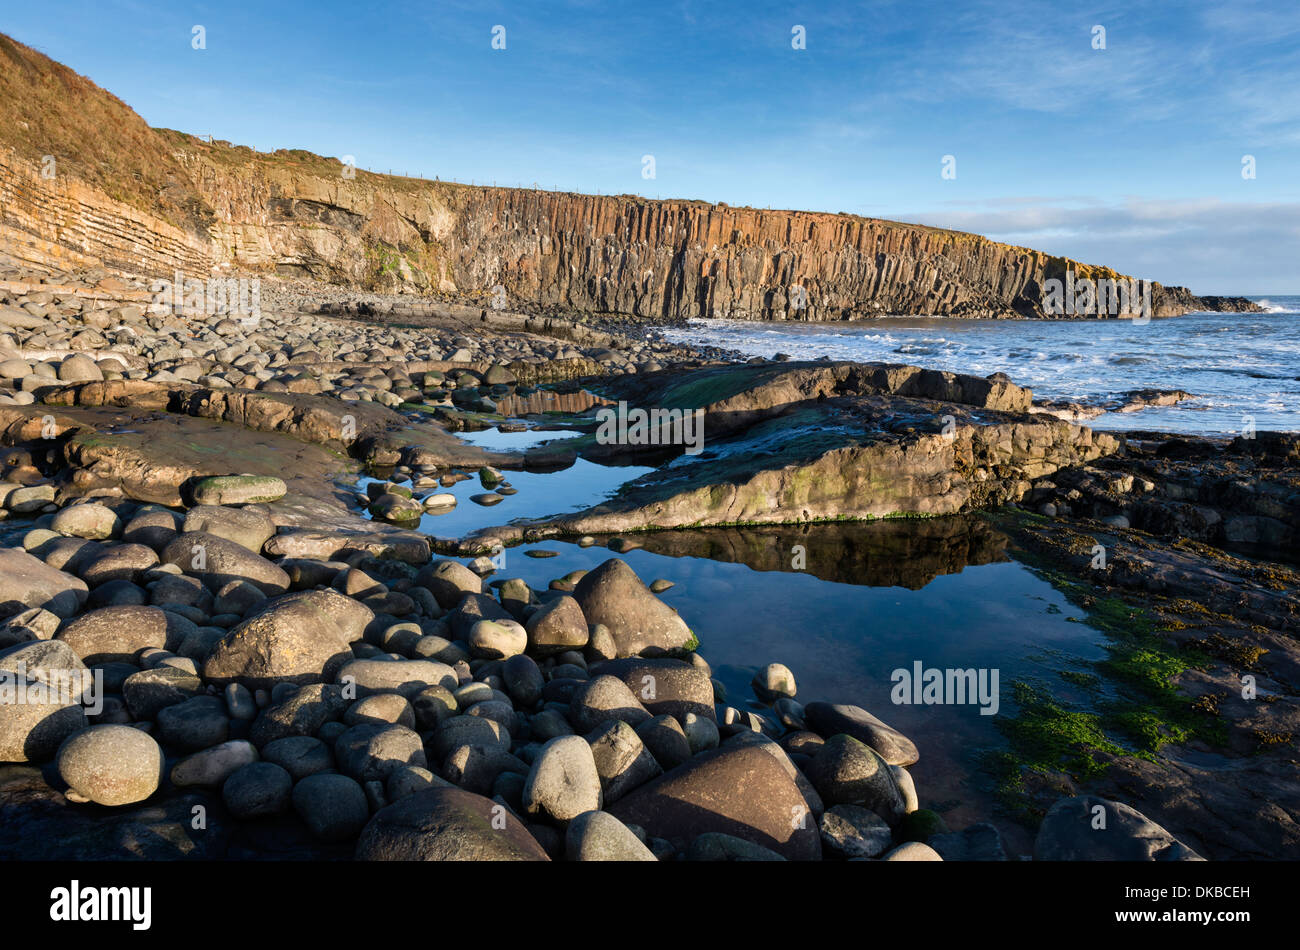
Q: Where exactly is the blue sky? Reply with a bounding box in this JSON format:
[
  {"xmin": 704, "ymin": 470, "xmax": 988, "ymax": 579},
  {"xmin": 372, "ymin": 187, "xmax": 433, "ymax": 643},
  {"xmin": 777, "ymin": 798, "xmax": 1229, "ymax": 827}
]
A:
[{"xmin": 6, "ymin": 0, "xmax": 1299, "ymax": 292}]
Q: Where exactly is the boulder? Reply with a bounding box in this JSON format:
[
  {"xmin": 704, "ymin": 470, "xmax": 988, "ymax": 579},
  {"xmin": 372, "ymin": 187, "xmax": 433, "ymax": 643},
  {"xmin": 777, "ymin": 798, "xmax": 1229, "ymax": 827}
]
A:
[
  {"xmin": 608, "ymin": 743, "xmax": 822, "ymax": 860},
  {"xmin": 77, "ymin": 544, "xmax": 159, "ymax": 586},
  {"xmin": 0, "ymin": 688, "xmax": 87, "ymax": 763},
  {"xmin": 522, "ymin": 735, "xmax": 602, "ymax": 823},
  {"xmin": 0, "ymin": 639, "xmax": 92, "ymax": 701},
  {"xmin": 444, "ymin": 592, "xmax": 513, "ymax": 641},
  {"xmin": 686, "ymin": 832, "xmax": 787, "ymax": 861},
  {"xmin": 572, "ymin": 558, "xmax": 692, "ymax": 656},
  {"xmin": 346, "ymin": 693, "xmax": 415, "ymax": 728},
  {"xmin": 820, "ymin": 804, "xmax": 894, "ymax": 858},
  {"xmin": 55, "ymin": 605, "xmax": 182, "ymax": 664},
  {"xmin": 213, "ymin": 579, "xmax": 267, "ymax": 617},
  {"xmin": 585, "ymin": 719, "xmax": 662, "ymax": 803},
  {"xmin": 636, "ymin": 715, "xmax": 692, "ymax": 770},
  {"xmin": 467, "ymin": 618, "xmax": 527, "ymax": 660},
  {"xmin": 191, "ymin": 475, "xmax": 287, "ymax": 506},
  {"xmin": 222, "ymin": 761, "xmax": 292, "ymax": 818},
  {"xmin": 0, "ymin": 607, "xmax": 59, "ymax": 648},
  {"xmin": 569, "ymin": 675, "xmax": 652, "ymax": 733},
  {"xmin": 501, "ymin": 654, "xmax": 544, "ymax": 707},
  {"xmin": 593, "ymin": 657, "xmax": 715, "ymax": 723},
  {"xmin": 0, "ymin": 547, "xmax": 88, "ymax": 618},
  {"xmin": 51, "ymin": 503, "xmax": 120, "ymax": 540},
  {"xmin": 293, "ymin": 773, "xmax": 371, "ymax": 842},
  {"xmin": 121, "ymin": 666, "xmax": 203, "ymax": 719},
  {"xmin": 805, "ymin": 734, "xmax": 906, "ymax": 823},
  {"xmin": 249, "ymin": 683, "xmax": 350, "ymax": 746},
  {"xmin": 121, "ymin": 508, "xmax": 181, "ymax": 550},
  {"xmin": 427, "ymin": 714, "xmax": 509, "ymax": 761},
  {"xmin": 203, "ymin": 590, "xmax": 373, "ymax": 690},
  {"xmin": 565, "ymin": 810, "xmax": 657, "ymax": 861},
  {"xmin": 752, "ymin": 662, "xmax": 797, "ymax": 701},
  {"xmin": 57, "ymin": 724, "xmax": 164, "ymax": 805},
  {"xmin": 160, "ymin": 531, "xmax": 290, "ymax": 596},
  {"xmin": 415, "ymin": 559, "xmax": 482, "ymax": 609},
  {"xmin": 356, "ymin": 787, "xmax": 549, "ymax": 860},
  {"xmin": 803, "ymin": 702, "xmax": 919, "ymax": 766},
  {"xmin": 170, "ymin": 740, "xmax": 260, "ymax": 787},
  {"xmin": 58, "ymin": 354, "xmax": 104, "ymax": 383},
  {"xmin": 334, "ymin": 723, "xmax": 427, "ymax": 782},
  {"xmin": 1033, "ymin": 795, "xmax": 1205, "ymax": 861},
  {"xmin": 182, "ymin": 505, "xmax": 275, "ymax": 553},
  {"xmin": 261, "ymin": 736, "xmax": 333, "ymax": 779},
  {"xmin": 524, "ymin": 595, "xmax": 589, "ymax": 655},
  {"xmin": 156, "ymin": 695, "xmax": 230, "ymax": 751},
  {"xmin": 882, "ymin": 841, "xmax": 943, "ymax": 861},
  {"xmin": 335, "ymin": 658, "xmax": 457, "ymax": 698},
  {"xmin": 441, "ymin": 744, "xmax": 529, "ymax": 796}
]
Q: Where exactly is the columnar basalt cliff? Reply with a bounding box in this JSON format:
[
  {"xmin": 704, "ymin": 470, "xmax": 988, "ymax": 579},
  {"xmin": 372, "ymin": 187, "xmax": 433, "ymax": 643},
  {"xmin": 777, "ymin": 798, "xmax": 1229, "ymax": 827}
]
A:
[{"xmin": 0, "ymin": 33, "xmax": 1261, "ymax": 320}]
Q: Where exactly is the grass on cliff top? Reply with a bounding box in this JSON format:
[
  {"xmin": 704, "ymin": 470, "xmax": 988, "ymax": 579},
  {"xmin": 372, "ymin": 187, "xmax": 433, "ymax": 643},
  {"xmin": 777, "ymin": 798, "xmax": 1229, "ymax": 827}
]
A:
[{"xmin": 0, "ymin": 34, "xmax": 210, "ymax": 232}]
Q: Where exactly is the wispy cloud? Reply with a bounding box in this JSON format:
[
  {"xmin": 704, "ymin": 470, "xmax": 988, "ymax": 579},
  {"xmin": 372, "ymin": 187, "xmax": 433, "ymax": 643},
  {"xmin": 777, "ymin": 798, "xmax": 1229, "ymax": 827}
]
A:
[{"xmin": 906, "ymin": 197, "xmax": 1300, "ymax": 293}]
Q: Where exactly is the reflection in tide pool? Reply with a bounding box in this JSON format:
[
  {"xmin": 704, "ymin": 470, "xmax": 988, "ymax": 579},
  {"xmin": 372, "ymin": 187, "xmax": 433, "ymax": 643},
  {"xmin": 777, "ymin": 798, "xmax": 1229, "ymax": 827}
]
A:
[
  {"xmin": 359, "ymin": 456, "xmax": 652, "ymax": 541},
  {"xmin": 492, "ymin": 389, "xmax": 612, "ymax": 417},
  {"xmin": 456, "ymin": 427, "xmax": 582, "ymax": 452},
  {"xmin": 493, "ymin": 522, "xmax": 1108, "ymax": 855},
  {"xmin": 367, "ymin": 421, "xmax": 1115, "ymax": 852}
]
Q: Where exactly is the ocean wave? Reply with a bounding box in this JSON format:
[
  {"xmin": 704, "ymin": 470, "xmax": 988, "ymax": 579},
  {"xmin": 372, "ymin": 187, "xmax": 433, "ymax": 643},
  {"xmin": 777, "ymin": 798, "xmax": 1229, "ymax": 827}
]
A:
[{"xmin": 1255, "ymin": 299, "xmax": 1294, "ymax": 314}]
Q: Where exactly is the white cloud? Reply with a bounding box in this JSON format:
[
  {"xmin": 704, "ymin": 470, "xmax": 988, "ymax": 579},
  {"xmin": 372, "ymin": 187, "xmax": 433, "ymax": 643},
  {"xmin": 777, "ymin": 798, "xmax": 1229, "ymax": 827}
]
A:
[{"xmin": 904, "ymin": 197, "xmax": 1300, "ymax": 293}]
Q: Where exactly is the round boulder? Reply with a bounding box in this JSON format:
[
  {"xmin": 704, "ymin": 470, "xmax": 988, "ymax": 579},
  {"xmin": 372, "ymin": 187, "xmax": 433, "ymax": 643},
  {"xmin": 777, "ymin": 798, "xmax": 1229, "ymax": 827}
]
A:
[
  {"xmin": 356, "ymin": 787, "xmax": 549, "ymax": 861},
  {"xmin": 522, "ymin": 735, "xmax": 602, "ymax": 824},
  {"xmin": 222, "ymin": 761, "xmax": 293, "ymax": 818},
  {"xmin": 572, "ymin": 558, "xmax": 691, "ymax": 657},
  {"xmin": 57, "ymin": 725, "xmax": 164, "ymax": 805},
  {"xmin": 51, "ymin": 504, "xmax": 120, "ymax": 540},
  {"xmin": 55, "ymin": 605, "xmax": 179, "ymax": 665},
  {"xmin": 293, "ymin": 773, "xmax": 370, "ymax": 841}
]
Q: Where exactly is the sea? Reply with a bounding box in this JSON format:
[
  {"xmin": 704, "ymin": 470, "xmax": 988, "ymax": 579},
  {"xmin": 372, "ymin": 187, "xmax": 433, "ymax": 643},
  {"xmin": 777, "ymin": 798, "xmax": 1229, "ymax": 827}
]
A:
[{"xmin": 659, "ymin": 296, "xmax": 1300, "ymax": 436}]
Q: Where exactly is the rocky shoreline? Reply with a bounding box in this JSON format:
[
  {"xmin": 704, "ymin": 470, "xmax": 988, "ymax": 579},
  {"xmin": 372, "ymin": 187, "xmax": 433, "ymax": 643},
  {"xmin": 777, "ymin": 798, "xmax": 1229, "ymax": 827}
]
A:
[{"xmin": 0, "ymin": 263, "xmax": 1293, "ymax": 861}]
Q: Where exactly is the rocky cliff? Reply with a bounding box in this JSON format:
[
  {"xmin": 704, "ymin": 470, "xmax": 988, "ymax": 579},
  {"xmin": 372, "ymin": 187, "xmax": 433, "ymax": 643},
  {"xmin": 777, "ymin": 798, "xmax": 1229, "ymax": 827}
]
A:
[{"xmin": 0, "ymin": 32, "xmax": 1260, "ymax": 320}]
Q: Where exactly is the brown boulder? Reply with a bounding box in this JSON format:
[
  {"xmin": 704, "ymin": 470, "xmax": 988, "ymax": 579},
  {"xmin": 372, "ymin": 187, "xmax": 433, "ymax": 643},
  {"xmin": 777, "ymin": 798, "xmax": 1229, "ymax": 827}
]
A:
[
  {"xmin": 55, "ymin": 605, "xmax": 184, "ymax": 664},
  {"xmin": 524, "ymin": 595, "xmax": 589, "ymax": 655},
  {"xmin": 356, "ymin": 787, "xmax": 549, "ymax": 861},
  {"xmin": 593, "ymin": 657, "xmax": 715, "ymax": 722},
  {"xmin": 160, "ymin": 531, "xmax": 289, "ymax": 595},
  {"xmin": 572, "ymin": 559, "xmax": 691, "ymax": 657},
  {"xmin": 608, "ymin": 743, "xmax": 822, "ymax": 860},
  {"xmin": 204, "ymin": 590, "xmax": 373, "ymax": 690},
  {"xmin": 0, "ymin": 547, "xmax": 88, "ymax": 619}
]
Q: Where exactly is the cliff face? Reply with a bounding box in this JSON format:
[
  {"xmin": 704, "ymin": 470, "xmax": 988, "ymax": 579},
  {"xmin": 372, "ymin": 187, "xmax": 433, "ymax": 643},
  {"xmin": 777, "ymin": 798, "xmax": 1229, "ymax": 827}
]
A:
[
  {"xmin": 0, "ymin": 147, "xmax": 211, "ymax": 277},
  {"xmin": 167, "ymin": 143, "xmax": 1248, "ymax": 319},
  {"xmin": 0, "ymin": 32, "xmax": 1260, "ymax": 320},
  {"xmin": 435, "ymin": 186, "xmax": 1055, "ymax": 319}
]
